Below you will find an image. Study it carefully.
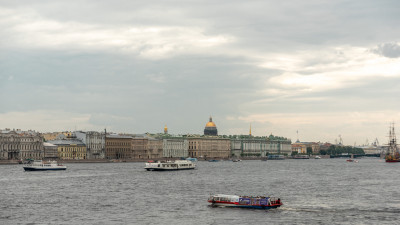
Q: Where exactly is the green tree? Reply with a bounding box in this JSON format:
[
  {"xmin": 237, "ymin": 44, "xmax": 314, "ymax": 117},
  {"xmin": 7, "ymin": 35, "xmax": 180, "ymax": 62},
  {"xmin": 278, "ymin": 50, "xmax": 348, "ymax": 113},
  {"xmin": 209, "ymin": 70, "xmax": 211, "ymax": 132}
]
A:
[{"xmin": 306, "ymin": 147, "xmax": 313, "ymax": 155}]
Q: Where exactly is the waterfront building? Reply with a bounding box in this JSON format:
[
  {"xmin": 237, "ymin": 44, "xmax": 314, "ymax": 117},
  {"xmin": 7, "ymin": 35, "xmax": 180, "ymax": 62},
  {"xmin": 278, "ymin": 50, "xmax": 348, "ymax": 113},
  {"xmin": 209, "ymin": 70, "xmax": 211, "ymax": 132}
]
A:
[
  {"xmin": 162, "ymin": 137, "xmax": 189, "ymax": 158},
  {"xmin": 231, "ymin": 136, "xmax": 267, "ymax": 157},
  {"xmin": 319, "ymin": 142, "xmax": 333, "ymax": 153},
  {"xmin": 43, "ymin": 142, "xmax": 58, "ymax": 160},
  {"xmin": 204, "ymin": 116, "xmax": 218, "ymax": 136},
  {"xmin": 131, "ymin": 136, "xmax": 147, "ymax": 159},
  {"xmin": 0, "ymin": 129, "xmax": 44, "ymax": 160},
  {"xmin": 267, "ymin": 135, "xmax": 292, "ymax": 155},
  {"xmin": 148, "ymin": 138, "xmax": 163, "ymax": 159},
  {"xmin": 292, "ymin": 143, "xmax": 307, "ymax": 154},
  {"xmin": 131, "ymin": 134, "xmax": 163, "ymax": 159},
  {"xmin": 105, "ymin": 134, "xmax": 132, "ymax": 159},
  {"xmin": 188, "ymin": 136, "xmax": 230, "ymax": 159},
  {"xmin": 231, "ymin": 134, "xmax": 292, "ymax": 157},
  {"xmin": 292, "ymin": 141, "xmax": 320, "ymax": 154},
  {"xmin": 360, "ymin": 145, "xmax": 385, "ymax": 155},
  {"xmin": 48, "ymin": 138, "xmax": 87, "ymax": 160},
  {"xmin": 75, "ymin": 131, "xmax": 106, "ymax": 159}
]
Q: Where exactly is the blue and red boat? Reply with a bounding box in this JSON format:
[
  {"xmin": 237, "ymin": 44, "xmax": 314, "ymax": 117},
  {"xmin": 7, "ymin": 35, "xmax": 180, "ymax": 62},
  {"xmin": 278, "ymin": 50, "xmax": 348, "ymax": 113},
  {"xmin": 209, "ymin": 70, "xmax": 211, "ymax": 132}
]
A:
[{"xmin": 208, "ymin": 194, "xmax": 282, "ymax": 209}]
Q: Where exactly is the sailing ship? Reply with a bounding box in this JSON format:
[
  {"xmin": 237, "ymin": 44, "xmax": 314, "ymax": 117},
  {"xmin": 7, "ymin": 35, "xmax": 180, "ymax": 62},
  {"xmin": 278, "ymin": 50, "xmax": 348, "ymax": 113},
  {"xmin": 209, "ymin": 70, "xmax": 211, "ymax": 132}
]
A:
[{"xmin": 385, "ymin": 123, "xmax": 400, "ymax": 163}]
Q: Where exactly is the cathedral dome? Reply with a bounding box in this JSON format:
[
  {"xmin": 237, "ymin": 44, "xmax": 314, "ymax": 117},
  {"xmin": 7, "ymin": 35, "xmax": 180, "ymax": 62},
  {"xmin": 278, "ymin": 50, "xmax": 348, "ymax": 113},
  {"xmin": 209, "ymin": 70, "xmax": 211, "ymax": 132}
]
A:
[
  {"xmin": 204, "ymin": 116, "xmax": 218, "ymax": 136},
  {"xmin": 206, "ymin": 121, "xmax": 216, "ymax": 127}
]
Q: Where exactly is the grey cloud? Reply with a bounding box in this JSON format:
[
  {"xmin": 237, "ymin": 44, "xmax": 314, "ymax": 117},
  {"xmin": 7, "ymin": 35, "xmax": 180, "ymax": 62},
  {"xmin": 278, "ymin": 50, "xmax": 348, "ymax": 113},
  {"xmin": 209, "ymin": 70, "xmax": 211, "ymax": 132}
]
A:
[
  {"xmin": 1, "ymin": 0, "xmax": 400, "ymax": 142},
  {"xmin": 372, "ymin": 43, "xmax": 400, "ymax": 58}
]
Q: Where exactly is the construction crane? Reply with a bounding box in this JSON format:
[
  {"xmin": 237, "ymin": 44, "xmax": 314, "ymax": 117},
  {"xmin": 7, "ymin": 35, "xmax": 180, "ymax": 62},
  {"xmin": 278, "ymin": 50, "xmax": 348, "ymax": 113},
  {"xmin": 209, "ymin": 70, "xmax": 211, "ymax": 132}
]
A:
[{"xmin": 373, "ymin": 138, "xmax": 379, "ymax": 146}]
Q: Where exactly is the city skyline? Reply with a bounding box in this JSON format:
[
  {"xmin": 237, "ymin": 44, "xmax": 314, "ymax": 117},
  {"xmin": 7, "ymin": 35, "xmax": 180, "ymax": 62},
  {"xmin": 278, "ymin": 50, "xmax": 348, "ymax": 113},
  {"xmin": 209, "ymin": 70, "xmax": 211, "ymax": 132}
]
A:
[{"xmin": 1, "ymin": 1, "xmax": 400, "ymax": 145}]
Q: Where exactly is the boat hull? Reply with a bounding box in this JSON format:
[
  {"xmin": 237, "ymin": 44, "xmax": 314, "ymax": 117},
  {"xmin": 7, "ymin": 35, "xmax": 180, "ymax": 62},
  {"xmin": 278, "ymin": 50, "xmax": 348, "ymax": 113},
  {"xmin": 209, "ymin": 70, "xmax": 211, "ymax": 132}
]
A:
[
  {"xmin": 208, "ymin": 201, "xmax": 282, "ymax": 209},
  {"xmin": 23, "ymin": 167, "xmax": 66, "ymax": 171},
  {"xmin": 145, "ymin": 167, "xmax": 195, "ymax": 171},
  {"xmin": 385, "ymin": 160, "xmax": 400, "ymax": 163}
]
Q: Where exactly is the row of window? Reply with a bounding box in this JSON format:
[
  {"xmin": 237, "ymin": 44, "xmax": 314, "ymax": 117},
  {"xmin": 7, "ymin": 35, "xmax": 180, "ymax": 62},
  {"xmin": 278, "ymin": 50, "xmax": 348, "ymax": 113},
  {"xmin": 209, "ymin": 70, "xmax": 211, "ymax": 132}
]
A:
[{"xmin": 0, "ymin": 144, "xmax": 42, "ymax": 150}]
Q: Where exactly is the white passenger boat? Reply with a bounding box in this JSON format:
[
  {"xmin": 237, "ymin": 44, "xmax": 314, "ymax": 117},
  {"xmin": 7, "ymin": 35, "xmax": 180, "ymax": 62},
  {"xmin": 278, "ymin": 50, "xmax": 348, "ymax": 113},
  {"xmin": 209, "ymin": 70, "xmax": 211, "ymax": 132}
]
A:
[
  {"xmin": 23, "ymin": 160, "xmax": 67, "ymax": 171},
  {"xmin": 145, "ymin": 160, "xmax": 196, "ymax": 171}
]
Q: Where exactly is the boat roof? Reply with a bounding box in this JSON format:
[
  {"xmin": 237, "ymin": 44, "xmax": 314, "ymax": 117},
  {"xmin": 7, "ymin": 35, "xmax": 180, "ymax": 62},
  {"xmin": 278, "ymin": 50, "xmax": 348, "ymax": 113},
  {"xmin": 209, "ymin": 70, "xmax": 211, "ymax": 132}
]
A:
[{"xmin": 212, "ymin": 194, "xmax": 239, "ymax": 198}]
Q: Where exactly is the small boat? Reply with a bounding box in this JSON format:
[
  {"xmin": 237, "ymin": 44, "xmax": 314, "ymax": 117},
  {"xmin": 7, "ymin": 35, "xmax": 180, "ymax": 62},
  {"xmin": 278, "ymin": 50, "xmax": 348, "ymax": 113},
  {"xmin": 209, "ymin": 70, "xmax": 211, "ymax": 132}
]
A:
[
  {"xmin": 23, "ymin": 160, "xmax": 67, "ymax": 171},
  {"xmin": 185, "ymin": 157, "xmax": 198, "ymax": 162},
  {"xmin": 314, "ymin": 156, "xmax": 321, "ymax": 159},
  {"xmin": 145, "ymin": 160, "xmax": 195, "ymax": 171},
  {"xmin": 347, "ymin": 154, "xmax": 356, "ymax": 162},
  {"xmin": 294, "ymin": 155, "xmax": 310, "ymax": 159},
  {"xmin": 208, "ymin": 159, "xmax": 219, "ymax": 162},
  {"xmin": 268, "ymin": 155, "xmax": 285, "ymax": 160},
  {"xmin": 208, "ymin": 194, "xmax": 282, "ymax": 209}
]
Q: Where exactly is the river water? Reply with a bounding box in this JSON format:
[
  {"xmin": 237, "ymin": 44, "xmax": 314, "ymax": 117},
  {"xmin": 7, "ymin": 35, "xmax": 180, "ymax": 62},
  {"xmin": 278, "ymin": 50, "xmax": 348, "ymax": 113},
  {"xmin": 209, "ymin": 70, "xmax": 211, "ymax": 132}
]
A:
[{"xmin": 1, "ymin": 158, "xmax": 399, "ymax": 225}]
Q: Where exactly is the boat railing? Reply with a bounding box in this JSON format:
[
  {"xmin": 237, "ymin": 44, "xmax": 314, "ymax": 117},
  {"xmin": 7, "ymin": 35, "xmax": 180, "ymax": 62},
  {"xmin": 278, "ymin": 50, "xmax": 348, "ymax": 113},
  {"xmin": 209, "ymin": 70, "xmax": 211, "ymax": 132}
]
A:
[{"xmin": 268, "ymin": 197, "xmax": 282, "ymax": 205}]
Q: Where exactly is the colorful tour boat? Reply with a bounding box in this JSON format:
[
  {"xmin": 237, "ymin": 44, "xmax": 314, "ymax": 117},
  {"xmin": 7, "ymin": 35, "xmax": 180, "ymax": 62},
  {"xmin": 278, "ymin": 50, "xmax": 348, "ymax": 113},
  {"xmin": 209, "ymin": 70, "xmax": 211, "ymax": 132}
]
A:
[{"xmin": 208, "ymin": 194, "xmax": 282, "ymax": 209}]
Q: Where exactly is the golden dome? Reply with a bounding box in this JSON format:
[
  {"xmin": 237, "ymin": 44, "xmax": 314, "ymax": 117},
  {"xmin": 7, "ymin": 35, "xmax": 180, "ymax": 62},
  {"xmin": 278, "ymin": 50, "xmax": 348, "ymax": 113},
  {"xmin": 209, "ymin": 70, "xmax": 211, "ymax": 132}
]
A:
[
  {"xmin": 205, "ymin": 116, "xmax": 216, "ymax": 127},
  {"xmin": 206, "ymin": 121, "xmax": 216, "ymax": 127},
  {"xmin": 164, "ymin": 125, "xmax": 168, "ymax": 134}
]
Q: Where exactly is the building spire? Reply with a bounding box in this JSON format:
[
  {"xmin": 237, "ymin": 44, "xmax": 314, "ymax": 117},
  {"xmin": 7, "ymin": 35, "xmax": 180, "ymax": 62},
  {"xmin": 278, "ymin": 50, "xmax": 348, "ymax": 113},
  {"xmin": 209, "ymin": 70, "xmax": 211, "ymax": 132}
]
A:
[{"xmin": 249, "ymin": 123, "xmax": 252, "ymax": 136}]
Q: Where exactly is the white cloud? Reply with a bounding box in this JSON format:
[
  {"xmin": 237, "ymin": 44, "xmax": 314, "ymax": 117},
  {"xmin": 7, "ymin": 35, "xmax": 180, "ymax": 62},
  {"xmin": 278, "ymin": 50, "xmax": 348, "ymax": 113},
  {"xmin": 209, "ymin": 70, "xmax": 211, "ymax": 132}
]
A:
[
  {"xmin": 1, "ymin": 7, "xmax": 233, "ymax": 59},
  {"xmin": 262, "ymin": 47, "xmax": 400, "ymax": 95},
  {"xmin": 0, "ymin": 110, "xmax": 92, "ymax": 132}
]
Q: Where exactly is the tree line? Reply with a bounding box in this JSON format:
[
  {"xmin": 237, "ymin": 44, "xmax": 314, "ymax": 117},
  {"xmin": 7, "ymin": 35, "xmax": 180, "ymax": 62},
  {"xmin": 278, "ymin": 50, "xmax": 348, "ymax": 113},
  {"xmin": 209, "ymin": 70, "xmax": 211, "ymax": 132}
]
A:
[{"xmin": 319, "ymin": 145, "xmax": 365, "ymax": 156}]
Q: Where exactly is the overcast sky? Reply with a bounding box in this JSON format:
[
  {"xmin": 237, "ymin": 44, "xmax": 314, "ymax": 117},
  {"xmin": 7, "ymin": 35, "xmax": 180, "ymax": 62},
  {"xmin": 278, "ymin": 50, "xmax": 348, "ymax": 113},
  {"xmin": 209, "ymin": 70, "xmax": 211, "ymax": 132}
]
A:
[{"xmin": 1, "ymin": 0, "xmax": 400, "ymax": 146}]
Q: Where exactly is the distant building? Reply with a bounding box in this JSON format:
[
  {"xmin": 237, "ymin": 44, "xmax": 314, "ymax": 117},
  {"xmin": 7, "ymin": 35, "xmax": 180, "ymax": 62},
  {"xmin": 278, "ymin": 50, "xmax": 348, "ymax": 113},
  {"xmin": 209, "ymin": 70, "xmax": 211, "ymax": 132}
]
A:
[
  {"xmin": 319, "ymin": 142, "xmax": 333, "ymax": 152},
  {"xmin": 360, "ymin": 145, "xmax": 385, "ymax": 155},
  {"xmin": 75, "ymin": 131, "xmax": 105, "ymax": 159},
  {"xmin": 42, "ymin": 131, "xmax": 74, "ymax": 141},
  {"xmin": 231, "ymin": 137, "xmax": 267, "ymax": 157},
  {"xmin": 292, "ymin": 141, "xmax": 320, "ymax": 154},
  {"xmin": 204, "ymin": 116, "xmax": 218, "ymax": 136},
  {"xmin": 188, "ymin": 136, "xmax": 231, "ymax": 159},
  {"xmin": 162, "ymin": 137, "xmax": 188, "ymax": 158},
  {"xmin": 292, "ymin": 143, "xmax": 307, "ymax": 154},
  {"xmin": 105, "ymin": 134, "xmax": 132, "ymax": 159},
  {"xmin": 148, "ymin": 138, "xmax": 163, "ymax": 159},
  {"xmin": 131, "ymin": 134, "xmax": 163, "ymax": 159},
  {"xmin": 131, "ymin": 136, "xmax": 147, "ymax": 159},
  {"xmin": 231, "ymin": 134, "xmax": 292, "ymax": 157},
  {"xmin": 0, "ymin": 129, "xmax": 44, "ymax": 160},
  {"xmin": 43, "ymin": 142, "xmax": 58, "ymax": 160},
  {"xmin": 48, "ymin": 138, "xmax": 87, "ymax": 160}
]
